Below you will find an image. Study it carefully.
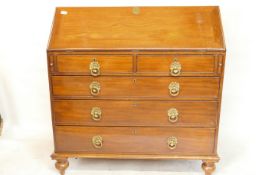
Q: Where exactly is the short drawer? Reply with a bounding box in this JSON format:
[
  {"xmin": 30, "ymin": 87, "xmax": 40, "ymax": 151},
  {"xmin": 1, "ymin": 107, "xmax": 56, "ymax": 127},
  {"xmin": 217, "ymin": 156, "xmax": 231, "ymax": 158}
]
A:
[
  {"xmin": 51, "ymin": 76, "xmax": 220, "ymax": 100},
  {"xmin": 55, "ymin": 126, "xmax": 215, "ymax": 155},
  {"xmin": 53, "ymin": 100, "xmax": 218, "ymax": 127},
  {"xmin": 54, "ymin": 55, "xmax": 133, "ymax": 75},
  {"xmin": 137, "ymin": 55, "xmax": 219, "ymax": 76}
]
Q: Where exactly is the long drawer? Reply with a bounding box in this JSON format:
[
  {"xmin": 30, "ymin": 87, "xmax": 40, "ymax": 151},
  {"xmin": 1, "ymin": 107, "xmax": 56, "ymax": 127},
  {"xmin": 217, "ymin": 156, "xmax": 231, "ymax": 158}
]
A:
[
  {"xmin": 53, "ymin": 100, "xmax": 218, "ymax": 127},
  {"xmin": 55, "ymin": 126, "xmax": 216, "ymax": 155},
  {"xmin": 51, "ymin": 76, "xmax": 220, "ymax": 99}
]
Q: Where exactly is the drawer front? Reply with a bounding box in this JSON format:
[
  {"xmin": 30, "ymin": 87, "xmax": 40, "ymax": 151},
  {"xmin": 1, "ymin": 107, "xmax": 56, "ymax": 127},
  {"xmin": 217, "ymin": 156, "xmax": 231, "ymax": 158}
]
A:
[
  {"xmin": 137, "ymin": 55, "xmax": 218, "ymax": 76},
  {"xmin": 54, "ymin": 100, "xmax": 218, "ymax": 127},
  {"xmin": 55, "ymin": 126, "xmax": 215, "ymax": 155},
  {"xmin": 55, "ymin": 55, "xmax": 133, "ymax": 75},
  {"xmin": 52, "ymin": 76, "xmax": 220, "ymax": 99}
]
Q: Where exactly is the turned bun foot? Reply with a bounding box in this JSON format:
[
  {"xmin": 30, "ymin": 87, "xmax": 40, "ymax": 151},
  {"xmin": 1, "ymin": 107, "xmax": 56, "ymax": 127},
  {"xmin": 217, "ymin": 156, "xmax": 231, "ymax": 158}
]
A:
[
  {"xmin": 51, "ymin": 154, "xmax": 69, "ymax": 175},
  {"xmin": 202, "ymin": 160, "xmax": 216, "ymax": 175}
]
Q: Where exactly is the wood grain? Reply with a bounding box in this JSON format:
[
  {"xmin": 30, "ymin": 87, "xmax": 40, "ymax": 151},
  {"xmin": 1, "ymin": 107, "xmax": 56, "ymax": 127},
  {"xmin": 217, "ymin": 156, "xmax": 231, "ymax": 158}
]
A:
[
  {"xmin": 48, "ymin": 7, "xmax": 225, "ymax": 51},
  {"xmin": 51, "ymin": 152, "xmax": 219, "ymax": 160},
  {"xmin": 55, "ymin": 126, "xmax": 216, "ymax": 155},
  {"xmin": 51, "ymin": 76, "xmax": 220, "ymax": 99},
  {"xmin": 202, "ymin": 160, "xmax": 218, "ymax": 175},
  {"xmin": 137, "ymin": 54, "xmax": 218, "ymax": 76},
  {"xmin": 56, "ymin": 54, "xmax": 133, "ymax": 74},
  {"xmin": 53, "ymin": 100, "xmax": 218, "ymax": 127},
  {"xmin": 47, "ymin": 6, "xmax": 226, "ymax": 175}
]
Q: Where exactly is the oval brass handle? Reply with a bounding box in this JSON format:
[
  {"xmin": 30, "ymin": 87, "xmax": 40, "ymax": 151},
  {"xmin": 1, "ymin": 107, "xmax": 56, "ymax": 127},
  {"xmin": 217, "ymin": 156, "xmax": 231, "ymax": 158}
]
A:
[
  {"xmin": 168, "ymin": 108, "xmax": 179, "ymax": 123},
  {"xmin": 92, "ymin": 135, "xmax": 103, "ymax": 149},
  {"xmin": 89, "ymin": 81, "xmax": 100, "ymax": 96},
  {"xmin": 167, "ymin": 136, "xmax": 178, "ymax": 149},
  {"xmin": 89, "ymin": 58, "xmax": 100, "ymax": 76},
  {"xmin": 91, "ymin": 107, "xmax": 102, "ymax": 121},
  {"xmin": 170, "ymin": 59, "xmax": 181, "ymax": 76},
  {"xmin": 168, "ymin": 82, "xmax": 180, "ymax": 96}
]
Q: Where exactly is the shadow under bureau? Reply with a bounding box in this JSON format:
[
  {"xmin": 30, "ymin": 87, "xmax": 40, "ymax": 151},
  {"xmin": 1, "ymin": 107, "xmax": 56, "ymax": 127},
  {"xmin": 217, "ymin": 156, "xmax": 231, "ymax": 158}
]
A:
[{"xmin": 47, "ymin": 6, "xmax": 226, "ymax": 175}]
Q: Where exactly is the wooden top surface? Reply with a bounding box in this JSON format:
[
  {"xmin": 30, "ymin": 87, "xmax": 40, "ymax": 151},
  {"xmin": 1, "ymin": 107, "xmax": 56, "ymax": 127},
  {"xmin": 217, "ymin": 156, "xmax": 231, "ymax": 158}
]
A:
[{"xmin": 48, "ymin": 7, "xmax": 225, "ymax": 51}]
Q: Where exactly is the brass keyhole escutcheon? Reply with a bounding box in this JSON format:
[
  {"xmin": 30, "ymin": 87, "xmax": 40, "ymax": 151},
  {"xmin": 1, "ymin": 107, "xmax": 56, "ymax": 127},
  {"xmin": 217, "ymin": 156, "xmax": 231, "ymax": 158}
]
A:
[
  {"xmin": 168, "ymin": 82, "xmax": 180, "ymax": 97},
  {"xmin": 132, "ymin": 7, "xmax": 140, "ymax": 15},
  {"xmin": 91, "ymin": 107, "xmax": 102, "ymax": 121},
  {"xmin": 90, "ymin": 58, "xmax": 100, "ymax": 76},
  {"xmin": 92, "ymin": 135, "xmax": 103, "ymax": 149},
  {"xmin": 167, "ymin": 136, "xmax": 178, "ymax": 149},
  {"xmin": 89, "ymin": 81, "xmax": 101, "ymax": 96},
  {"xmin": 167, "ymin": 108, "xmax": 179, "ymax": 123},
  {"xmin": 132, "ymin": 129, "xmax": 137, "ymax": 135}
]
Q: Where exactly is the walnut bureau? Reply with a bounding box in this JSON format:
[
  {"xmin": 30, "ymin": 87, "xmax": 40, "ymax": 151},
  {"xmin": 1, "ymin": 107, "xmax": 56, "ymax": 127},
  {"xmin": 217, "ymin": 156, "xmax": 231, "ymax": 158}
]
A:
[{"xmin": 47, "ymin": 7, "xmax": 226, "ymax": 175}]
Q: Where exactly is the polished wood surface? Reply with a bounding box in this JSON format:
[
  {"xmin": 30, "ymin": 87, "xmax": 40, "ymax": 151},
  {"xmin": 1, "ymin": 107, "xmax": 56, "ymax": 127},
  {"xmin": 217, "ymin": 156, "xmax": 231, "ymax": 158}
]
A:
[
  {"xmin": 202, "ymin": 160, "xmax": 218, "ymax": 175},
  {"xmin": 48, "ymin": 7, "xmax": 225, "ymax": 51},
  {"xmin": 137, "ymin": 54, "xmax": 218, "ymax": 76},
  {"xmin": 52, "ymin": 76, "xmax": 220, "ymax": 99},
  {"xmin": 53, "ymin": 100, "xmax": 217, "ymax": 127},
  {"xmin": 56, "ymin": 54, "xmax": 133, "ymax": 74},
  {"xmin": 47, "ymin": 6, "xmax": 226, "ymax": 175},
  {"xmin": 52, "ymin": 152, "xmax": 219, "ymax": 160},
  {"xmin": 52, "ymin": 54, "xmax": 220, "ymax": 76},
  {"xmin": 55, "ymin": 126, "xmax": 215, "ymax": 155},
  {"xmin": 52, "ymin": 156, "xmax": 69, "ymax": 175}
]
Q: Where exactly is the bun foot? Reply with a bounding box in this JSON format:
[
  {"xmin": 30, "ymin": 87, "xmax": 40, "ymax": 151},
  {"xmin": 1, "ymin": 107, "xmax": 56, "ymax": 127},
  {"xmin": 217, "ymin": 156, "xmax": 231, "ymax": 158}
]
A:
[
  {"xmin": 202, "ymin": 160, "xmax": 216, "ymax": 175},
  {"xmin": 51, "ymin": 154, "xmax": 69, "ymax": 175}
]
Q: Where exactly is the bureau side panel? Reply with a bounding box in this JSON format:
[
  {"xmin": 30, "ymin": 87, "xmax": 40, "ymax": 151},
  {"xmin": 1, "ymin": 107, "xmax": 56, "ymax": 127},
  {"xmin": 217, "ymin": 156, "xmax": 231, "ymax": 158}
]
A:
[
  {"xmin": 214, "ymin": 54, "xmax": 226, "ymax": 153},
  {"xmin": 47, "ymin": 53, "xmax": 57, "ymax": 152}
]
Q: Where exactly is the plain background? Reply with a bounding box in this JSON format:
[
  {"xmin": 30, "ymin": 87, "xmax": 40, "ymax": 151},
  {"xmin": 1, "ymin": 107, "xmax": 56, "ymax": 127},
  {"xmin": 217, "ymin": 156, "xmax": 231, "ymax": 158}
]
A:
[{"xmin": 1, "ymin": 0, "xmax": 262, "ymax": 174}]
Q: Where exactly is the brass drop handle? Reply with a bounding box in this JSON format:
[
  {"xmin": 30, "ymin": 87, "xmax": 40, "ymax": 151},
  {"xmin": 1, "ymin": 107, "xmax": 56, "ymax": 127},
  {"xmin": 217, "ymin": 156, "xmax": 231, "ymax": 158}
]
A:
[
  {"xmin": 91, "ymin": 107, "xmax": 102, "ymax": 121},
  {"xmin": 89, "ymin": 58, "xmax": 100, "ymax": 76},
  {"xmin": 168, "ymin": 82, "xmax": 180, "ymax": 96},
  {"xmin": 89, "ymin": 81, "xmax": 100, "ymax": 96},
  {"xmin": 92, "ymin": 136, "xmax": 103, "ymax": 149},
  {"xmin": 168, "ymin": 108, "xmax": 179, "ymax": 123},
  {"xmin": 167, "ymin": 136, "xmax": 178, "ymax": 149},
  {"xmin": 170, "ymin": 59, "xmax": 181, "ymax": 76}
]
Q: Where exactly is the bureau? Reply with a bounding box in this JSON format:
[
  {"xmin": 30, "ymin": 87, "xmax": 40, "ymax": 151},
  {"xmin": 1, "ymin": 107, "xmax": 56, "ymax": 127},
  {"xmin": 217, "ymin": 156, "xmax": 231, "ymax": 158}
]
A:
[{"xmin": 47, "ymin": 7, "xmax": 226, "ymax": 175}]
